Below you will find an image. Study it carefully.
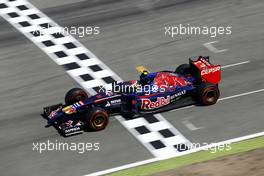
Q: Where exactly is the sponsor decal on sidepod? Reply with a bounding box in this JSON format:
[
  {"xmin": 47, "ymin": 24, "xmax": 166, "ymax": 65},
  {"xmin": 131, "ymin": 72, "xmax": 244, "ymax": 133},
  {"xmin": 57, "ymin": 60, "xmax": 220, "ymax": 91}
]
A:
[
  {"xmin": 141, "ymin": 90, "xmax": 186, "ymax": 110},
  {"xmin": 141, "ymin": 96, "xmax": 170, "ymax": 110},
  {"xmin": 171, "ymin": 90, "xmax": 186, "ymax": 100}
]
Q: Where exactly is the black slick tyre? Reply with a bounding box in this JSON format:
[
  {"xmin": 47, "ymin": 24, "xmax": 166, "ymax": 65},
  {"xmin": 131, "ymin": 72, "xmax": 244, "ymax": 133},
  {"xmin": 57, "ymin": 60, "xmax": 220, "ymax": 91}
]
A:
[
  {"xmin": 196, "ymin": 83, "xmax": 220, "ymax": 105},
  {"xmin": 65, "ymin": 88, "xmax": 89, "ymax": 105},
  {"xmin": 85, "ymin": 107, "xmax": 109, "ymax": 131}
]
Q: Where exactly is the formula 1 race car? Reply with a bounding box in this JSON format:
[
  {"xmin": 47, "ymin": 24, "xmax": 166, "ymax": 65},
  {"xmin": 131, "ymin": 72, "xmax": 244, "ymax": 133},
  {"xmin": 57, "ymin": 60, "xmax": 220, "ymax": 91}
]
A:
[{"xmin": 43, "ymin": 56, "xmax": 221, "ymax": 136}]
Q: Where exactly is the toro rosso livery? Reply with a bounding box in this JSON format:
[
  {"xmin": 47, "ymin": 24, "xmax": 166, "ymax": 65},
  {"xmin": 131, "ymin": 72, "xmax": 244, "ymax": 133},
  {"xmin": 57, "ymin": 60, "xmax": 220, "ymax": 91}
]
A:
[{"xmin": 43, "ymin": 56, "xmax": 221, "ymax": 136}]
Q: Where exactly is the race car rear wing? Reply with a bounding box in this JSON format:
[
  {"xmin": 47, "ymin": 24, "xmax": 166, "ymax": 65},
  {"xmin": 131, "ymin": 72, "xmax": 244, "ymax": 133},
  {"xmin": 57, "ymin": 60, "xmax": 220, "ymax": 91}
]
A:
[{"xmin": 189, "ymin": 56, "xmax": 221, "ymax": 84}]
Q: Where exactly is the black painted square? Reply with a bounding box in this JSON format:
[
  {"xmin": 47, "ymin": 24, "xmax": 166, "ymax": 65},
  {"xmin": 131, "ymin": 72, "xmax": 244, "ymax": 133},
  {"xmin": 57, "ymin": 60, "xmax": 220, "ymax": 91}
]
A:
[
  {"xmin": 19, "ymin": 21, "xmax": 31, "ymax": 27},
  {"xmin": 0, "ymin": 4, "xmax": 8, "ymax": 9},
  {"xmin": 64, "ymin": 43, "xmax": 76, "ymax": 49},
  {"xmin": 80, "ymin": 74, "xmax": 93, "ymax": 81},
  {"xmin": 89, "ymin": 65, "xmax": 102, "ymax": 72},
  {"xmin": 52, "ymin": 33, "xmax": 64, "ymax": 38},
  {"xmin": 63, "ymin": 62, "xmax": 80, "ymax": 70},
  {"xmin": 144, "ymin": 115, "xmax": 159, "ymax": 124},
  {"xmin": 76, "ymin": 53, "xmax": 90, "ymax": 60},
  {"xmin": 42, "ymin": 40, "xmax": 55, "ymax": 47},
  {"xmin": 54, "ymin": 51, "xmax": 67, "ymax": 58},
  {"xmin": 40, "ymin": 23, "xmax": 52, "ymax": 29},
  {"xmin": 93, "ymin": 86, "xmax": 104, "ymax": 93},
  {"xmin": 174, "ymin": 144, "xmax": 189, "ymax": 152},
  {"xmin": 8, "ymin": 12, "xmax": 19, "ymax": 18},
  {"xmin": 30, "ymin": 31, "xmax": 41, "ymax": 37},
  {"xmin": 17, "ymin": 5, "xmax": 28, "ymax": 10},
  {"xmin": 159, "ymin": 129, "xmax": 175, "ymax": 138},
  {"xmin": 102, "ymin": 76, "xmax": 115, "ymax": 84},
  {"xmin": 28, "ymin": 14, "xmax": 40, "ymax": 19},
  {"xmin": 135, "ymin": 126, "xmax": 150, "ymax": 135},
  {"xmin": 150, "ymin": 140, "xmax": 166, "ymax": 149}
]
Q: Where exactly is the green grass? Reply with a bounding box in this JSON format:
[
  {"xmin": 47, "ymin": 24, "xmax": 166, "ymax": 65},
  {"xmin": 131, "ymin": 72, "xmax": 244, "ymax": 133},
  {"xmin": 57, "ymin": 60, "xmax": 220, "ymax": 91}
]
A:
[{"xmin": 109, "ymin": 136, "xmax": 264, "ymax": 176}]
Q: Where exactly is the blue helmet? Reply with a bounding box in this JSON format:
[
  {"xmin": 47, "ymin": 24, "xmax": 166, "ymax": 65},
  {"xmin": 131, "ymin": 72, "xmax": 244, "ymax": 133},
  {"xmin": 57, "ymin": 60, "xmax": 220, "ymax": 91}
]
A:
[{"xmin": 140, "ymin": 70, "xmax": 151, "ymax": 85}]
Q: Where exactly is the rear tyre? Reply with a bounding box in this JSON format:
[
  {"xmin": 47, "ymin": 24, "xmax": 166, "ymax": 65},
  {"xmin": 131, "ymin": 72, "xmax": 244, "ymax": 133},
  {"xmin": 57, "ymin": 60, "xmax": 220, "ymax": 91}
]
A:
[
  {"xmin": 175, "ymin": 64, "xmax": 191, "ymax": 75},
  {"xmin": 65, "ymin": 88, "xmax": 89, "ymax": 105},
  {"xmin": 85, "ymin": 107, "xmax": 109, "ymax": 131},
  {"xmin": 196, "ymin": 83, "xmax": 220, "ymax": 105}
]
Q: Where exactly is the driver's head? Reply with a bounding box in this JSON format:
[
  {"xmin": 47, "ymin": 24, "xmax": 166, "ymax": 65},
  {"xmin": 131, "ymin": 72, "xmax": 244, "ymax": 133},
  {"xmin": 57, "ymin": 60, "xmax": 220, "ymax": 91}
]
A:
[{"xmin": 140, "ymin": 70, "xmax": 150, "ymax": 85}]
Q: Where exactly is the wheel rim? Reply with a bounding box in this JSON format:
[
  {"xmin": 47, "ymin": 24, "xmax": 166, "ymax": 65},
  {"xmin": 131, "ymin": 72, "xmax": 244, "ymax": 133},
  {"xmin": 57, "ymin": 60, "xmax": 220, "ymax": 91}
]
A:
[
  {"xmin": 92, "ymin": 115, "xmax": 106, "ymax": 129},
  {"xmin": 75, "ymin": 95, "xmax": 83, "ymax": 101},
  {"xmin": 204, "ymin": 89, "xmax": 216, "ymax": 103}
]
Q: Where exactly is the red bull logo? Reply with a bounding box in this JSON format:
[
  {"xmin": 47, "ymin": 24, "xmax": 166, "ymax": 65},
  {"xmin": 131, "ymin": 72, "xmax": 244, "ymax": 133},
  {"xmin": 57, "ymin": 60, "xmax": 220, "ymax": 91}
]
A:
[{"xmin": 141, "ymin": 96, "xmax": 170, "ymax": 110}]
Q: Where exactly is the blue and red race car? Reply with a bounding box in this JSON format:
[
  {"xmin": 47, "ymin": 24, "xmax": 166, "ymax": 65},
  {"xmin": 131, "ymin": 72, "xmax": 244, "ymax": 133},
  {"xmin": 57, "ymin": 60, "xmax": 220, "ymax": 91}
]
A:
[{"xmin": 43, "ymin": 56, "xmax": 221, "ymax": 136}]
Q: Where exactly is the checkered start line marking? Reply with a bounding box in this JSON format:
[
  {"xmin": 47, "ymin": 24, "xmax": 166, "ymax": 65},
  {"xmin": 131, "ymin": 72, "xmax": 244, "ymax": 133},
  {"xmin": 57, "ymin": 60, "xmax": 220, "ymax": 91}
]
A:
[{"xmin": 0, "ymin": 0, "xmax": 191, "ymax": 158}]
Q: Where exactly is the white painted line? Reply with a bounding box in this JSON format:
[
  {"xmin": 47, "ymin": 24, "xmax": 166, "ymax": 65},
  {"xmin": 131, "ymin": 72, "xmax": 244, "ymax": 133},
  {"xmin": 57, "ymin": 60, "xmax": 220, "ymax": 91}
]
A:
[
  {"xmin": 182, "ymin": 117, "xmax": 204, "ymax": 131},
  {"xmin": 170, "ymin": 105, "xmax": 194, "ymax": 112},
  {"xmin": 85, "ymin": 131, "xmax": 264, "ymax": 176},
  {"xmin": 221, "ymin": 60, "xmax": 250, "ymax": 69},
  {"xmin": 203, "ymin": 41, "xmax": 228, "ymax": 53},
  {"xmin": 219, "ymin": 88, "xmax": 264, "ymax": 101},
  {"xmin": 85, "ymin": 158, "xmax": 159, "ymax": 176},
  {"xmin": 171, "ymin": 87, "xmax": 264, "ymax": 113}
]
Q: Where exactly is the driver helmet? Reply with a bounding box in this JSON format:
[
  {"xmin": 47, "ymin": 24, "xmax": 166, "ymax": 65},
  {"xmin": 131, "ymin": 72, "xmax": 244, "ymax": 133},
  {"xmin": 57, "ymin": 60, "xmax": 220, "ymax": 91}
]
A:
[{"xmin": 140, "ymin": 70, "xmax": 150, "ymax": 85}]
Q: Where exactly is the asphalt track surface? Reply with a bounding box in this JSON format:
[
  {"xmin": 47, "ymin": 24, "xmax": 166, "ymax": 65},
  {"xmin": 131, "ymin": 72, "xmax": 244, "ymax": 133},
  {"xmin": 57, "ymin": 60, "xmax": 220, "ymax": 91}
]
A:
[{"xmin": 0, "ymin": 0, "xmax": 264, "ymax": 175}]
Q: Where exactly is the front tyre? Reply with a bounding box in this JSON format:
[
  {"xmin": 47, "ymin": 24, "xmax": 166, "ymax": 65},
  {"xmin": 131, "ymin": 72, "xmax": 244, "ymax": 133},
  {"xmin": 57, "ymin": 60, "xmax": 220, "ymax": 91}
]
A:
[
  {"xmin": 65, "ymin": 88, "xmax": 89, "ymax": 105},
  {"xmin": 196, "ymin": 83, "xmax": 220, "ymax": 105},
  {"xmin": 85, "ymin": 107, "xmax": 109, "ymax": 131}
]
